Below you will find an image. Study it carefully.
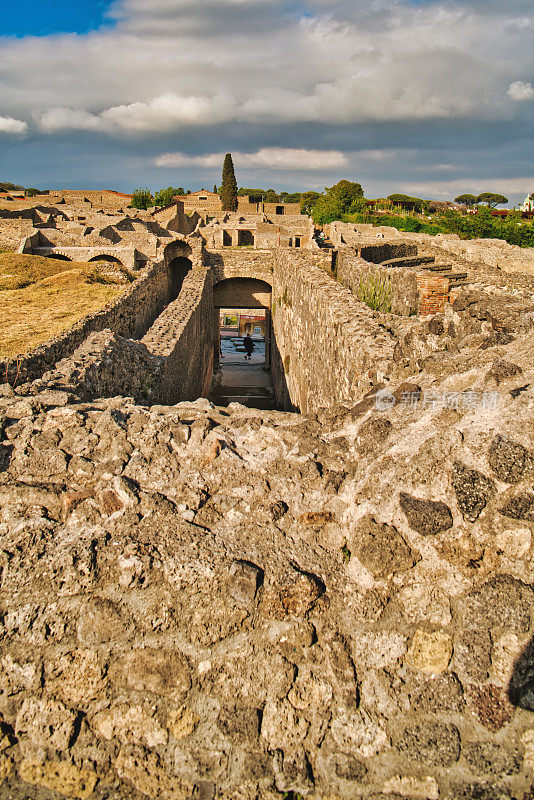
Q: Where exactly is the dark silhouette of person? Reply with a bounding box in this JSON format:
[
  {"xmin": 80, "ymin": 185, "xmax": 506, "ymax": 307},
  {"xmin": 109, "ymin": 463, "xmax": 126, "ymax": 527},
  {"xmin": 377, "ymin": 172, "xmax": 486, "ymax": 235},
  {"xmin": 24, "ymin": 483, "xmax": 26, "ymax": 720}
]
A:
[{"xmin": 243, "ymin": 334, "xmax": 254, "ymax": 360}]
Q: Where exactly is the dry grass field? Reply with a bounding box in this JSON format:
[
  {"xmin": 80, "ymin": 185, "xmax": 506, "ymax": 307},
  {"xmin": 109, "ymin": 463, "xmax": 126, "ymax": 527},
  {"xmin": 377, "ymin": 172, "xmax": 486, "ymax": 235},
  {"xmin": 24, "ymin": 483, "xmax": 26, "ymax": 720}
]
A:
[{"xmin": 0, "ymin": 253, "xmax": 129, "ymax": 359}]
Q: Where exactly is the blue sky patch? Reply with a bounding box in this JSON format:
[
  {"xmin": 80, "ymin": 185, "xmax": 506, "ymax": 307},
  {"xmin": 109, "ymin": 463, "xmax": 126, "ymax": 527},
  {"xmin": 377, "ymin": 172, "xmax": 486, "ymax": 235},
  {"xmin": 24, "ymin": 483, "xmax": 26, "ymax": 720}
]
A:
[{"xmin": 2, "ymin": 0, "xmax": 114, "ymax": 38}]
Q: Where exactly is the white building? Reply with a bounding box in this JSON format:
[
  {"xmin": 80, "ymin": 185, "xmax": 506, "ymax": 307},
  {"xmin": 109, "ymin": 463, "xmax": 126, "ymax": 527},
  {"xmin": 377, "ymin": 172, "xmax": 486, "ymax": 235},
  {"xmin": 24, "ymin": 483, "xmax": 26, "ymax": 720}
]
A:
[{"xmin": 520, "ymin": 192, "xmax": 534, "ymax": 212}]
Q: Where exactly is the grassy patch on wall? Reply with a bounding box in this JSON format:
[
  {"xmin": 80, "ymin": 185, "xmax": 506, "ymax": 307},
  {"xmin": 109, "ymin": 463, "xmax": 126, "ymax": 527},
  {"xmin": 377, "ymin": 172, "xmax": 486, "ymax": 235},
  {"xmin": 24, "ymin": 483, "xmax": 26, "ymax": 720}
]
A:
[
  {"xmin": 357, "ymin": 273, "xmax": 392, "ymax": 312},
  {"xmin": 0, "ymin": 253, "xmax": 127, "ymax": 358}
]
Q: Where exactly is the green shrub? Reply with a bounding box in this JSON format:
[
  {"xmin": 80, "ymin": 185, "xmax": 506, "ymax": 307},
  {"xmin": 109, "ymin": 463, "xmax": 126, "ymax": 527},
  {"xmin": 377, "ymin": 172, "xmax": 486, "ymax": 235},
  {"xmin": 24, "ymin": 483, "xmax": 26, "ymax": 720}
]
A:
[
  {"xmin": 358, "ymin": 273, "xmax": 392, "ymax": 312},
  {"xmin": 345, "ymin": 208, "xmax": 534, "ymax": 248},
  {"xmin": 131, "ymin": 187, "xmax": 153, "ymax": 210}
]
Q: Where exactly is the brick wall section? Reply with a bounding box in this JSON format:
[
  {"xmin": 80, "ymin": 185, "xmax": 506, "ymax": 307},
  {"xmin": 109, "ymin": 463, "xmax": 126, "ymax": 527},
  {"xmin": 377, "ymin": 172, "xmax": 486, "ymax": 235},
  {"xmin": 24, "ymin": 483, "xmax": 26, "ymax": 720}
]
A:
[
  {"xmin": 418, "ymin": 274, "xmax": 449, "ymax": 315},
  {"xmin": 142, "ymin": 266, "xmax": 214, "ymax": 404},
  {"xmin": 1, "ymin": 260, "xmax": 173, "ymax": 385},
  {"xmin": 271, "ymin": 248, "xmax": 397, "ymax": 413}
]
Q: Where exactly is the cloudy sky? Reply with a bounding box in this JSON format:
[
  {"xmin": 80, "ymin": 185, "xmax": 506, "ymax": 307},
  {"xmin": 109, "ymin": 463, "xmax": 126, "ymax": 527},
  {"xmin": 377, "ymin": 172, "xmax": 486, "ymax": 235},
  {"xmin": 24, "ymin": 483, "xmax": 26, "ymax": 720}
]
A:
[{"xmin": 1, "ymin": 0, "xmax": 533, "ymax": 202}]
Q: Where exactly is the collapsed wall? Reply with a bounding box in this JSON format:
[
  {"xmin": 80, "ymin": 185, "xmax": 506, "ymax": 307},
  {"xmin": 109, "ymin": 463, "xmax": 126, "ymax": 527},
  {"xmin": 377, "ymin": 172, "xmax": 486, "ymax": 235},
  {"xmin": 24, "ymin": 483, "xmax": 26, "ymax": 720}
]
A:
[
  {"xmin": 330, "ymin": 220, "xmax": 534, "ymax": 276},
  {"xmin": 271, "ymin": 249, "xmax": 398, "ymax": 413}
]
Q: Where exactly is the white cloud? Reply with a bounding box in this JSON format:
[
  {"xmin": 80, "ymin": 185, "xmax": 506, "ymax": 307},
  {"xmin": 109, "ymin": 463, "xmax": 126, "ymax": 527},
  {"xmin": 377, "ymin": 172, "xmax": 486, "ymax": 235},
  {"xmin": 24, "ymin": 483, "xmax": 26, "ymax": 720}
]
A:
[
  {"xmin": 100, "ymin": 93, "xmax": 235, "ymax": 132},
  {"xmin": 39, "ymin": 108, "xmax": 101, "ymax": 133},
  {"xmin": 155, "ymin": 147, "xmax": 348, "ymax": 170},
  {"xmin": 0, "ymin": 116, "xmax": 27, "ymax": 135},
  {"xmin": 0, "ymin": 0, "xmax": 532, "ymax": 136},
  {"xmin": 38, "ymin": 94, "xmax": 235, "ymax": 134},
  {"xmin": 155, "ymin": 152, "xmax": 224, "ymax": 168},
  {"xmin": 507, "ymin": 81, "xmax": 534, "ymax": 102}
]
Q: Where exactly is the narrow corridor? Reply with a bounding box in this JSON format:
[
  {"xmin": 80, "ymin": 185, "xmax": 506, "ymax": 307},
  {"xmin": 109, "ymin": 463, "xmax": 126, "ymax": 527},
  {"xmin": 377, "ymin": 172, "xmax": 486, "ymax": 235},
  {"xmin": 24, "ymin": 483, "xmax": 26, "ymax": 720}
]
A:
[{"xmin": 212, "ymin": 336, "xmax": 276, "ymax": 410}]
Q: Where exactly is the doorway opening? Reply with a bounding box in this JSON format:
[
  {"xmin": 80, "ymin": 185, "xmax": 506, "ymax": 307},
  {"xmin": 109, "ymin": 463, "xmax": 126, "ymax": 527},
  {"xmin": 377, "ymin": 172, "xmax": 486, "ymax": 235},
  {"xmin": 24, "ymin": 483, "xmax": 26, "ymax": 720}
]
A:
[
  {"xmin": 237, "ymin": 229, "xmax": 254, "ymax": 247},
  {"xmin": 213, "ymin": 307, "xmax": 275, "ymax": 410},
  {"xmin": 168, "ymin": 256, "xmax": 192, "ymax": 300}
]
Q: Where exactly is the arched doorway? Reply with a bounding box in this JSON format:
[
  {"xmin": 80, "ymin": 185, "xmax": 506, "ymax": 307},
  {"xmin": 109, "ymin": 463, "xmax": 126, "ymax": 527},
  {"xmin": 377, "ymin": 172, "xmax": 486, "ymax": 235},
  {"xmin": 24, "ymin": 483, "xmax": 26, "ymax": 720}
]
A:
[
  {"xmin": 164, "ymin": 241, "xmax": 193, "ymax": 300},
  {"xmin": 168, "ymin": 256, "xmax": 192, "ymax": 300},
  {"xmin": 212, "ymin": 278, "xmax": 275, "ymax": 409},
  {"xmin": 213, "ymin": 277, "xmax": 271, "ymax": 311}
]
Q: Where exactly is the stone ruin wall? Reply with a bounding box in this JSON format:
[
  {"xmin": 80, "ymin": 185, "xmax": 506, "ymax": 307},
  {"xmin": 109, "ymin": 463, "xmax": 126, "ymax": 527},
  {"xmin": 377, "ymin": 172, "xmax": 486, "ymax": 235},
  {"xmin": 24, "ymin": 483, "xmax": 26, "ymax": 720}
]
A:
[
  {"xmin": 152, "ymin": 201, "xmax": 201, "ymax": 236},
  {"xmin": 329, "ymin": 220, "xmax": 534, "ymax": 276},
  {"xmin": 0, "ymin": 228, "xmax": 534, "ymax": 799},
  {"xmin": 204, "ymin": 248, "xmax": 275, "ymax": 284},
  {"xmin": 141, "ymin": 266, "xmax": 214, "ymax": 405},
  {"xmin": 271, "ymin": 249, "xmax": 398, "ymax": 413},
  {"xmin": 4, "ymin": 229, "xmax": 534, "ymax": 417},
  {"xmin": 0, "ymin": 259, "xmax": 173, "ymax": 386},
  {"xmin": 31, "ymin": 265, "xmax": 216, "ymax": 407},
  {"xmin": 336, "ymin": 249, "xmax": 420, "ymax": 316}
]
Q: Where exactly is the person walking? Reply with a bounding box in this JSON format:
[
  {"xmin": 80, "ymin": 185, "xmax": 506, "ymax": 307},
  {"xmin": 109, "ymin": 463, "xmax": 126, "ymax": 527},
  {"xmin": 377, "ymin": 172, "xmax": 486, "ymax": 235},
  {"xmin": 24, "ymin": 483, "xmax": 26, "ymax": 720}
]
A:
[{"xmin": 243, "ymin": 334, "xmax": 254, "ymax": 360}]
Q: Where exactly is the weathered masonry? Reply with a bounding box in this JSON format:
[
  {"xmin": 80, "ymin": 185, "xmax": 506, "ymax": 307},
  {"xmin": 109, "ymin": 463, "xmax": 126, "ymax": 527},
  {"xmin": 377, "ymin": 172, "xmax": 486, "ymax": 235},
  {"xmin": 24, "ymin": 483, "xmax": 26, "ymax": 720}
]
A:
[
  {"xmin": 5, "ymin": 224, "xmax": 534, "ymax": 416},
  {"xmin": 1, "ymin": 219, "xmax": 534, "ymax": 800},
  {"xmin": 11, "ymin": 242, "xmax": 402, "ymax": 414}
]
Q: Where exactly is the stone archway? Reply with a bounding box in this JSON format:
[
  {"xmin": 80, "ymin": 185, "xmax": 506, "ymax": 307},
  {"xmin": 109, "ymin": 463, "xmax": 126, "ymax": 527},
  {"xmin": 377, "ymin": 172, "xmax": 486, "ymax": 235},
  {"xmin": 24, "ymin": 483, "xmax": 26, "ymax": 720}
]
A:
[
  {"xmin": 213, "ymin": 277, "xmax": 271, "ymax": 310},
  {"xmin": 168, "ymin": 256, "xmax": 193, "ymax": 299},
  {"xmin": 163, "ymin": 241, "xmax": 193, "ymax": 300},
  {"xmin": 88, "ymin": 254, "xmax": 124, "ymax": 266},
  {"xmin": 45, "ymin": 252, "xmax": 72, "ymax": 262}
]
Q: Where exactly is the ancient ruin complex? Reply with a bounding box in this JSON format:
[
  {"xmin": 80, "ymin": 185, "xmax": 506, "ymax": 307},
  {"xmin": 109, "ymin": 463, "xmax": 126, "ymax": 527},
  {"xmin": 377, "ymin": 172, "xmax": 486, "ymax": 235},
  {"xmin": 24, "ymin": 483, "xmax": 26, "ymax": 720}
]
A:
[{"xmin": 0, "ymin": 194, "xmax": 533, "ymax": 799}]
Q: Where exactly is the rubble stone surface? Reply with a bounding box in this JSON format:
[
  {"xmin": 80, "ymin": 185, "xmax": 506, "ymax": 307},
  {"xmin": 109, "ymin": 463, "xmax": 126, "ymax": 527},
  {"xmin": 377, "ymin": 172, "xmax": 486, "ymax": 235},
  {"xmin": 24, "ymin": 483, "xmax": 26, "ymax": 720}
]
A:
[{"xmin": 0, "ymin": 312, "xmax": 532, "ymax": 799}]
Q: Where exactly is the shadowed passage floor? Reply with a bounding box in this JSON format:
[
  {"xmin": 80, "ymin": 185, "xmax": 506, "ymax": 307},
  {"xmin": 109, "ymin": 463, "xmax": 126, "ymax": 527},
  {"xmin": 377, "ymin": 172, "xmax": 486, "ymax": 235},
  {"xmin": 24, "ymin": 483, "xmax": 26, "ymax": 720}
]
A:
[{"xmin": 213, "ymin": 336, "xmax": 276, "ymax": 410}]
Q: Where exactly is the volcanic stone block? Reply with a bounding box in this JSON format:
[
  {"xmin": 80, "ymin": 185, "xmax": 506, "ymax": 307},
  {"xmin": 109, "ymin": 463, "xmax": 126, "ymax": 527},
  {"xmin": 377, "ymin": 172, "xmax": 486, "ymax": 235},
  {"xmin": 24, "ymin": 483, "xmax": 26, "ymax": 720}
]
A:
[
  {"xmin": 399, "ymin": 492, "xmax": 453, "ymax": 535},
  {"xmin": 489, "ymin": 435, "xmax": 529, "ymax": 482},
  {"xmin": 451, "ymin": 461, "xmax": 496, "ymax": 522},
  {"xmin": 395, "ymin": 721, "xmax": 461, "ymax": 767}
]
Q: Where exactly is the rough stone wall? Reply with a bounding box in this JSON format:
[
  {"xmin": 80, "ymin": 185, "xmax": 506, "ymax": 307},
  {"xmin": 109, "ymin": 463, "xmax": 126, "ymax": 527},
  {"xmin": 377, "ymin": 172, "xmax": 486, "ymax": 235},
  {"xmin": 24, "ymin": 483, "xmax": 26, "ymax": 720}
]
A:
[
  {"xmin": 31, "ymin": 330, "xmax": 163, "ymax": 403},
  {"xmin": 271, "ymin": 249, "xmax": 398, "ymax": 412},
  {"xmin": 151, "ymin": 202, "xmax": 200, "ymax": 235},
  {"xmin": 204, "ymin": 248, "xmax": 275, "ymax": 284},
  {"xmin": 1, "ymin": 260, "xmax": 173, "ymax": 386},
  {"xmin": 0, "ymin": 325, "xmax": 532, "ymax": 798},
  {"xmin": 409, "ymin": 231, "xmax": 534, "ymax": 276},
  {"xmin": 48, "ymin": 189, "xmax": 132, "ymax": 211},
  {"xmin": 359, "ymin": 241, "xmax": 418, "ymax": 263},
  {"xmin": 261, "ymin": 202, "xmax": 302, "ymax": 215},
  {"xmin": 18, "ymin": 266, "xmax": 214, "ymax": 405},
  {"xmin": 142, "ymin": 266, "xmax": 214, "ymax": 404},
  {"xmin": 0, "ymin": 219, "xmax": 35, "ymax": 250},
  {"xmin": 336, "ymin": 249, "xmax": 420, "ymax": 315},
  {"xmin": 330, "ymin": 220, "xmax": 534, "ymax": 276}
]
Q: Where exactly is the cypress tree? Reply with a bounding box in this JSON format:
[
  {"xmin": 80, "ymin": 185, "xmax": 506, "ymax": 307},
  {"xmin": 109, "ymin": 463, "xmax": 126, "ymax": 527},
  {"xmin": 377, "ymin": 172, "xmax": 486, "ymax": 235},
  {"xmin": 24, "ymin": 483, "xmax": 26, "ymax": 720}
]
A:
[{"xmin": 220, "ymin": 153, "xmax": 238, "ymax": 211}]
